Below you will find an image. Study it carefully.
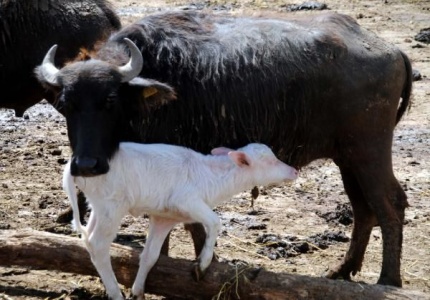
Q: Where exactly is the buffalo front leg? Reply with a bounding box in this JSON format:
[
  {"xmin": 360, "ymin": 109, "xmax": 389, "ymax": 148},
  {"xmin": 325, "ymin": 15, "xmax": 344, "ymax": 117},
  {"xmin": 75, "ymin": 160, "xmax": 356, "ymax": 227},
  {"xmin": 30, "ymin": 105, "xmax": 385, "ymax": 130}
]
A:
[
  {"xmin": 161, "ymin": 223, "xmax": 208, "ymax": 258},
  {"xmin": 56, "ymin": 190, "xmax": 88, "ymax": 224},
  {"xmin": 184, "ymin": 222, "xmax": 217, "ymax": 260},
  {"xmin": 326, "ymin": 164, "xmax": 377, "ymax": 281}
]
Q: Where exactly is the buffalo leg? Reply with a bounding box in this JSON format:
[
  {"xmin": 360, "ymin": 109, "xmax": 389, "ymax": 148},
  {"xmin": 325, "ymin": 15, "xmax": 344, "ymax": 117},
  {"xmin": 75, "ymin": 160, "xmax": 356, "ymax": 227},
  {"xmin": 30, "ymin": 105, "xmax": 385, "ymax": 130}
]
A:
[
  {"xmin": 56, "ymin": 190, "xmax": 88, "ymax": 224},
  {"xmin": 162, "ymin": 223, "xmax": 217, "ymax": 261},
  {"xmin": 333, "ymin": 139, "xmax": 407, "ymax": 287},
  {"xmin": 326, "ymin": 164, "xmax": 377, "ymax": 280},
  {"xmin": 184, "ymin": 223, "xmax": 208, "ymax": 258},
  {"xmin": 160, "ymin": 232, "xmax": 171, "ymax": 256},
  {"xmin": 369, "ymin": 175, "xmax": 407, "ymax": 286},
  {"xmin": 159, "ymin": 223, "xmax": 209, "ymax": 258}
]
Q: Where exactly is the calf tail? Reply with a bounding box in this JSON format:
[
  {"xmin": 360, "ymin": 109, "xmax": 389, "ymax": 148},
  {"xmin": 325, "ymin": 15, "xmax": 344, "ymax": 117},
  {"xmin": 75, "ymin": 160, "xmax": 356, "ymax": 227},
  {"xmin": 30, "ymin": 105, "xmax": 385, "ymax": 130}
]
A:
[
  {"xmin": 396, "ymin": 51, "xmax": 413, "ymax": 125},
  {"xmin": 62, "ymin": 163, "xmax": 89, "ymax": 244}
]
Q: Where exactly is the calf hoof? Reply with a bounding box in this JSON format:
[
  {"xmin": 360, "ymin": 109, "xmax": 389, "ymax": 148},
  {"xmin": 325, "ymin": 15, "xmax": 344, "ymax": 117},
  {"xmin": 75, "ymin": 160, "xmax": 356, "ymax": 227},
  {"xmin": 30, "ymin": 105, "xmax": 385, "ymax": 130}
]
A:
[
  {"xmin": 107, "ymin": 291, "xmax": 126, "ymax": 300},
  {"xmin": 191, "ymin": 261, "xmax": 207, "ymax": 282},
  {"xmin": 212, "ymin": 252, "xmax": 219, "ymax": 262},
  {"xmin": 377, "ymin": 276, "xmax": 402, "ymax": 287}
]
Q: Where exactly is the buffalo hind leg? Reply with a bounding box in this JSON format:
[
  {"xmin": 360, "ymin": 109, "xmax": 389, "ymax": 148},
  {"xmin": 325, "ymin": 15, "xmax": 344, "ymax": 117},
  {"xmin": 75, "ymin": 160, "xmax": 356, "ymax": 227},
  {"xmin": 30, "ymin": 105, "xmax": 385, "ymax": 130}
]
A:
[
  {"xmin": 358, "ymin": 165, "xmax": 406, "ymax": 286},
  {"xmin": 376, "ymin": 178, "xmax": 407, "ymax": 286},
  {"xmin": 327, "ymin": 164, "xmax": 377, "ymax": 281},
  {"xmin": 332, "ymin": 153, "xmax": 407, "ymax": 286}
]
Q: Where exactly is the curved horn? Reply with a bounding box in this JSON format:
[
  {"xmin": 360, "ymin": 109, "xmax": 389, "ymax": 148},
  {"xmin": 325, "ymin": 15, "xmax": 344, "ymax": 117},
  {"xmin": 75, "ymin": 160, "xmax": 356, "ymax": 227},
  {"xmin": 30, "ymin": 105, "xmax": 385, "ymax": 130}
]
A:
[
  {"xmin": 38, "ymin": 45, "xmax": 61, "ymax": 86},
  {"xmin": 118, "ymin": 38, "xmax": 143, "ymax": 82}
]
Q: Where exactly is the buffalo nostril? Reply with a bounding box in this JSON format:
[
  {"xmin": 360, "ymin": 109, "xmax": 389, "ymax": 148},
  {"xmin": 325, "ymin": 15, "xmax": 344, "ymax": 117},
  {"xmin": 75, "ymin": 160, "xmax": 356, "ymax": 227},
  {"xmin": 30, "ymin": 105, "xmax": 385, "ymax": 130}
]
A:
[{"xmin": 75, "ymin": 157, "xmax": 98, "ymax": 170}]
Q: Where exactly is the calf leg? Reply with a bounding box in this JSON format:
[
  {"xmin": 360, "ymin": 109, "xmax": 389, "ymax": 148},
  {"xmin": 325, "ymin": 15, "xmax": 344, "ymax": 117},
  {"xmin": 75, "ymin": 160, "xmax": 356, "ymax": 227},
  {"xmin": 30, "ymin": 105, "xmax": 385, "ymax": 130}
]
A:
[
  {"xmin": 86, "ymin": 209, "xmax": 125, "ymax": 300},
  {"xmin": 326, "ymin": 165, "xmax": 377, "ymax": 280},
  {"xmin": 185, "ymin": 203, "xmax": 221, "ymax": 281},
  {"xmin": 132, "ymin": 216, "xmax": 178, "ymax": 299}
]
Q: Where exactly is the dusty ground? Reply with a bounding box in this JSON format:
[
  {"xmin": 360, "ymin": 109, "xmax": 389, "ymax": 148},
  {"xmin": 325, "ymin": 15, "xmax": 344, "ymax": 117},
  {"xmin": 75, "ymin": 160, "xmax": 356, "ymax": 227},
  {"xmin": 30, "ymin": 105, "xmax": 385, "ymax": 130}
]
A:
[{"xmin": 0, "ymin": 0, "xmax": 429, "ymax": 299}]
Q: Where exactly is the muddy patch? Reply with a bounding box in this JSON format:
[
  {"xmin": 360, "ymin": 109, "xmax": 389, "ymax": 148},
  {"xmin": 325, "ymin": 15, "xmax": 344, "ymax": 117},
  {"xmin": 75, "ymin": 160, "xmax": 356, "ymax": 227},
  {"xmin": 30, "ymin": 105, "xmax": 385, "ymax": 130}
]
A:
[{"xmin": 256, "ymin": 231, "xmax": 350, "ymax": 260}]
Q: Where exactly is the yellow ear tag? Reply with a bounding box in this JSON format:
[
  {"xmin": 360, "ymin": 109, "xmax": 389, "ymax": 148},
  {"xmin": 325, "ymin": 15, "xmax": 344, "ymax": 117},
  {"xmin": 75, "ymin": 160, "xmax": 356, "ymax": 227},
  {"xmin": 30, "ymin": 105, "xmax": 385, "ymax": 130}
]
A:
[{"xmin": 143, "ymin": 87, "xmax": 158, "ymax": 98}]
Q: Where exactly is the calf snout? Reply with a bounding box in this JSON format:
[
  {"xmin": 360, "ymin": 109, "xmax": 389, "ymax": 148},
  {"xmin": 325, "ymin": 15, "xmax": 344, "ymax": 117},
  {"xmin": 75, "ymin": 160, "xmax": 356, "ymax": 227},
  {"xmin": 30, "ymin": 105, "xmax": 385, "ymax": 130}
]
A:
[
  {"xmin": 285, "ymin": 166, "xmax": 299, "ymax": 181},
  {"xmin": 292, "ymin": 168, "xmax": 299, "ymax": 178},
  {"xmin": 71, "ymin": 156, "xmax": 109, "ymax": 177}
]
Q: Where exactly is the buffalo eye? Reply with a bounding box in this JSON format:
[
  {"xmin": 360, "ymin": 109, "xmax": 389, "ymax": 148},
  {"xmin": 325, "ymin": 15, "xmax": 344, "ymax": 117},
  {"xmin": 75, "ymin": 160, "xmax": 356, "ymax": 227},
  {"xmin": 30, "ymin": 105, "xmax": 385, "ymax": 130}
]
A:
[
  {"xmin": 56, "ymin": 93, "xmax": 66, "ymax": 111},
  {"xmin": 60, "ymin": 92, "xmax": 80, "ymax": 112}
]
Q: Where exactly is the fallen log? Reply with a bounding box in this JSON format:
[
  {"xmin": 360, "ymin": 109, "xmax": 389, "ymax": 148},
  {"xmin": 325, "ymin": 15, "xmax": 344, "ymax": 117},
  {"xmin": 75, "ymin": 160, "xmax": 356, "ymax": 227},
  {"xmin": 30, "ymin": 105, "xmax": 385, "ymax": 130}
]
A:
[{"xmin": 0, "ymin": 229, "xmax": 426, "ymax": 299}]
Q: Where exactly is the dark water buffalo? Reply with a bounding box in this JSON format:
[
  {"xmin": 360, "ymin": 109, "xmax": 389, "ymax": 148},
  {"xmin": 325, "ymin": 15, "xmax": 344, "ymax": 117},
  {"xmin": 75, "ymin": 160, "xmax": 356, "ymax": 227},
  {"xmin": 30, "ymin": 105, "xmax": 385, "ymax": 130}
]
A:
[
  {"xmin": 36, "ymin": 11, "xmax": 412, "ymax": 287},
  {"xmin": 0, "ymin": 0, "xmax": 120, "ymax": 116}
]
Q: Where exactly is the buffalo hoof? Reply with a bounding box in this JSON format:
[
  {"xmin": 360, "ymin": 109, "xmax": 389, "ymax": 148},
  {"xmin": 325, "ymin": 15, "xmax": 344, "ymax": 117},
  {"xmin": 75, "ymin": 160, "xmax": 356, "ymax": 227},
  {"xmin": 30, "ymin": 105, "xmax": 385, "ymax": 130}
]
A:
[
  {"xmin": 55, "ymin": 207, "xmax": 74, "ymax": 223},
  {"xmin": 325, "ymin": 268, "xmax": 352, "ymax": 281},
  {"xmin": 191, "ymin": 261, "xmax": 207, "ymax": 282},
  {"xmin": 377, "ymin": 276, "xmax": 402, "ymax": 287}
]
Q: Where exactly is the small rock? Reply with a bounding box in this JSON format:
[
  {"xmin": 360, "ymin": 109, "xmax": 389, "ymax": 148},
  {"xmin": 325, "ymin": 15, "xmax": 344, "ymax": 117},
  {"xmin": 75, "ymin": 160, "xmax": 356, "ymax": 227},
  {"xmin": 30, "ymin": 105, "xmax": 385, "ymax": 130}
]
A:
[
  {"xmin": 247, "ymin": 223, "xmax": 267, "ymax": 230},
  {"xmin": 51, "ymin": 149, "xmax": 62, "ymax": 156},
  {"xmin": 0, "ymin": 223, "xmax": 11, "ymax": 229},
  {"xmin": 285, "ymin": 1, "xmax": 328, "ymax": 11},
  {"xmin": 414, "ymin": 27, "xmax": 430, "ymax": 44},
  {"xmin": 57, "ymin": 158, "xmax": 68, "ymax": 165},
  {"xmin": 412, "ymin": 69, "xmax": 422, "ymax": 81}
]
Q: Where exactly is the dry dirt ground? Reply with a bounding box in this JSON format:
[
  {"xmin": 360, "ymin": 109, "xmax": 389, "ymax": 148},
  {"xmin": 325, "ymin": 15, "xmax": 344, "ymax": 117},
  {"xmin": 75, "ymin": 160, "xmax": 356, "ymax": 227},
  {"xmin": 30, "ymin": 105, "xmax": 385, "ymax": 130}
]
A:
[{"xmin": 0, "ymin": 0, "xmax": 429, "ymax": 299}]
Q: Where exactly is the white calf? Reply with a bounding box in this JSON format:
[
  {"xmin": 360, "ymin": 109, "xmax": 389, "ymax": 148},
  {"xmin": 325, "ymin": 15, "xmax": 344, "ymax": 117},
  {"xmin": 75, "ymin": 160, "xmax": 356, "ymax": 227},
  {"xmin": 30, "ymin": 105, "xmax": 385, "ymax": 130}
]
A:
[{"xmin": 63, "ymin": 142, "xmax": 298, "ymax": 300}]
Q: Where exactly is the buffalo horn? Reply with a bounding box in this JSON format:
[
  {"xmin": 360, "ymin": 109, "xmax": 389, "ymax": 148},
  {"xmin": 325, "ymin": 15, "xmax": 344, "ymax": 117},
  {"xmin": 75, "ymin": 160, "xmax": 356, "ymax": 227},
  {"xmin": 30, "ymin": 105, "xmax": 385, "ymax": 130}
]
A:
[
  {"xmin": 118, "ymin": 38, "xmax": 143, "ymax": 82},
  {"xmin": 39, "ymin": 45, "xmax": 60, "ymax": 86}
]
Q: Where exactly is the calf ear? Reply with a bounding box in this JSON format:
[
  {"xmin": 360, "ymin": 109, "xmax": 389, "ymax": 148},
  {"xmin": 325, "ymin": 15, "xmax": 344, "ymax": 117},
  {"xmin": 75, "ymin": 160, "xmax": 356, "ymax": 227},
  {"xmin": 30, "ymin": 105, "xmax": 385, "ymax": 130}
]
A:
[
  {"xmin": 128, "ymin": 77, "xmax": 176, "ymax": 108},
  {"xmin": 228, "ymin": 151, "xmax": 250, "ymax": 167},
  {"xmin": 211, "ymin": 147, "xmax": 234, "ymax": 156}
]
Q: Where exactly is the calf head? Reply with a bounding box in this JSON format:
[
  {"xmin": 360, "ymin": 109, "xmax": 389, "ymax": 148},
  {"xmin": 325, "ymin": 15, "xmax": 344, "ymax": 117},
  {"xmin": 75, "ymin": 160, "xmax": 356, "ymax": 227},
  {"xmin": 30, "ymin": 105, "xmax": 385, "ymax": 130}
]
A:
[
  {"xmin": 36, "ymin": 39, "xmax": 176, "ymax": 176},
  {"xmin": 212, "ymin": 143, "xmax": 299, "ymax": 186}
]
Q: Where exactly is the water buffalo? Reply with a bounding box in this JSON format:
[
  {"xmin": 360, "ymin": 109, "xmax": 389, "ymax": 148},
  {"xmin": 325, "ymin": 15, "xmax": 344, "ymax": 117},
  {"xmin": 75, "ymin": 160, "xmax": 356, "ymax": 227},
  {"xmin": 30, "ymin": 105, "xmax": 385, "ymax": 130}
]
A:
[
  {"xmin": 36, "ymin": 11, "xmax": 412, "ymax": 287},
  {"xmin": 0, "ymin": 0, "xmax": 120, "ymax": 116}
]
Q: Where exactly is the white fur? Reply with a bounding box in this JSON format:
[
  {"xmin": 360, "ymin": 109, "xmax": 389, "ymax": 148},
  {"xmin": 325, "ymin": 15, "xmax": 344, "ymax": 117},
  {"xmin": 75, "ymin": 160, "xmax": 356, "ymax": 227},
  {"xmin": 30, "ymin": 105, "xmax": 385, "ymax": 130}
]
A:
[{"xmin": 63, "ymin": 142, "xmax": 297, "ymax": 300}]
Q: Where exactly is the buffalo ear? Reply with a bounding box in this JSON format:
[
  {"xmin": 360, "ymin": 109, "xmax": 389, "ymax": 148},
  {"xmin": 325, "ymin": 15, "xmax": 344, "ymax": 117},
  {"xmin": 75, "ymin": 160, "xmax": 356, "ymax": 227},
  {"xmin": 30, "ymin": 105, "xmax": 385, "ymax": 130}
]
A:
[
  {"xmin": 128, "ymin": 77, "xmax": 176, "ymax": 108},
  {"xmin": 228, "ymin": 151, "xmax": 251, "ymax": 167}
]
